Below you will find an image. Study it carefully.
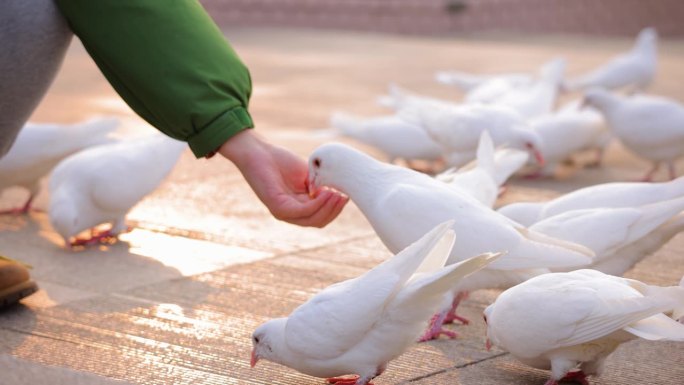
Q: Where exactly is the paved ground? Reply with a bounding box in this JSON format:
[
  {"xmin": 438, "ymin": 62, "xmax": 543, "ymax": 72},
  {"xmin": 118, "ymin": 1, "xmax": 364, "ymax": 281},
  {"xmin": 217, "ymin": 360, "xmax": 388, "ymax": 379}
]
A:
[{"xmin": 1, "ymin": 28, "xmax": 684, "ymax": 385}]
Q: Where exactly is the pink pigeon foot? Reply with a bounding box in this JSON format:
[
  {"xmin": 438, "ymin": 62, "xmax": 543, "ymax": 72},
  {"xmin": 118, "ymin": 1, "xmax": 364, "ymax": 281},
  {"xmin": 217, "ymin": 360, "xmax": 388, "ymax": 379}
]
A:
[
  {"xmin": 560, "ymin": 371, "xmax": 589, "ymax": 385},
  {"xmin": 0, "ymin": 195, "xmax": 35, "ymax": 215},
  {"xmin": 70, "ymin": 226, "xmax": 130, "ymax": 248},
  {"xmin": 522, "ymin": 170, "xmax": 545, "ymax": 179},
  {"xmin": 326, "ymin": 375, "xmax": 374, "ymax": 385},
  {"xmin": 418, "ymin": 312, "xmax": 459, "ymax": 342},
  {"xmin": 443, "ymin": 292, "xmax": 470, "ymax": 325}
]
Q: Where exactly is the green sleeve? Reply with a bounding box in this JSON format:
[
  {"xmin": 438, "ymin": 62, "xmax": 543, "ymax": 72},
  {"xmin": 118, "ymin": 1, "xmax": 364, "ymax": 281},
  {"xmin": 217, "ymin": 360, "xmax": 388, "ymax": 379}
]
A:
[{"xmin": 55, "ymin": 0, "xmax": 254, "ymax": 158}]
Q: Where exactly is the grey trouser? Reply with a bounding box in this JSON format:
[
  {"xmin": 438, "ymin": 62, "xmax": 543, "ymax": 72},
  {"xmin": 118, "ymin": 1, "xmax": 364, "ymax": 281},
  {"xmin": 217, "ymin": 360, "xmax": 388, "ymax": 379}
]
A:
[{"xmin": 0, "ymin": 0, "xmax": 72, "ymax": 158}]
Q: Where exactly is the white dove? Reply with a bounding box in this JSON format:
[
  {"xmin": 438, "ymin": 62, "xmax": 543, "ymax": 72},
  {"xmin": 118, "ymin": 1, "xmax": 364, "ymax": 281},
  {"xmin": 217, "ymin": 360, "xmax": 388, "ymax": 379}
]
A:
[
  {"xmin": 484, "ymin": 269, "xmax": 684, "ymax": 385},
  {"xmin": 49, "ymin": 132, "xmax": 185, "ymax": 247},
  {"xmin": 583, "ymin": 88, "xmax": 684, "ymax": 181},
  {"xmin": 526, "ymin": 100, "xmax": 609, "ymax": 177},
  {"xmin": 308, "ymin": 143, "xmax": 594, "ymax": 339},
  {"xmin": 434, "ymin": 70, "xmax": 532, "ymax": 93},
  {"xmin": 250, "ymin": 222, "xmax": 501, "ymax": 385},
  {"xmin": 468, "ymin": 58, "xmax": 567, "ymax": 119},
  {"xmin": 498, "ymin": 176, "xmax": 684, "ymax": 226},
  {"xmin": 377, "ymin": 83, "xmax": 456, "ymax": 112},
  {"xmin": 590, "ymin": 212, "xmax": 684, "ymax": 276},
  {"xmin": 436, "ymin": 131, "xmax": 529, "ymax": 208},
  {"xmin": 0, "ymin": 118, "xmax": 119, "ymax": 214},
  {"xmin": 398, "ymin": 100, "xmax": 544, "ymax": 168},
  {"xmin": 329, "ymin": 112, "xmax": 442, "ymax": 166},
  {"xmin": 565, "ymin": 27, "xmax": 658, "ymax": 93},
  {"xmin": 529, "ymin": 196, "xmax": 684, "ymax": 275}
]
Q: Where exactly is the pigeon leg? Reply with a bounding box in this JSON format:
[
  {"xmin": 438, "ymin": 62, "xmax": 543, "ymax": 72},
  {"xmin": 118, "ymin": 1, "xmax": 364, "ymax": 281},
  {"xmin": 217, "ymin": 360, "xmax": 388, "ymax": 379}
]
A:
[
  {"xmin": 560, "ymin": 370, "xmax": 589, "ymax": 385},
  {"xmin": 418, "ymin": 309, "xmax": 459, "ymax": 342},
  {"xmin": 0, "ymin": 194, "xmax": 35, "ymax": 215},
  {"xmin": 668, "ymin": 161, "xmax": 677, "ymax": 180},
  {"xmin": 327, "ymin": 375, "xmax": 375, "ymax": 385},
  {"xmin": 70, "ymin": 227, "xmax": 121, "ymax": 247},
  {"xmin": 444, "ymin": 291, "xmax": 470, "ymax": 325},
  {"xmin": 640, "ymin": 162, "xmax": 660, "ymax": 182}
]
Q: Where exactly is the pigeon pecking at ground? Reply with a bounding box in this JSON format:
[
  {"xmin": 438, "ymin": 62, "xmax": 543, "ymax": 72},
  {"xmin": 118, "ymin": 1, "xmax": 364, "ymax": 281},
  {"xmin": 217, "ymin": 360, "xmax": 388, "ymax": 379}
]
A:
[
  {"xmin": 250, "ymin": 221, "xmax": 501, "ymax": 385},
  {"xmin": 48, "ymin": 132, "xmax": 185, "ymax": 248},
  {"xmin": 484, "ymin": 269, "xmax": 684, "ymax": 385}
]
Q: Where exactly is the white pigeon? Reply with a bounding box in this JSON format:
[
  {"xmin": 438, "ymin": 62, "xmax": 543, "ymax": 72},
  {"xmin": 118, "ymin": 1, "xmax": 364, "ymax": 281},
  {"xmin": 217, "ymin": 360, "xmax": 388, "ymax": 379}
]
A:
[
  {"xmin": 436, "ymin": 131, "xmax": 529, "ymax": 208},
  {"xmin": 377, "ymin": 83, "xmax": 456, "ymax": 112},
  {"xmin": 583, "ymin": 88, "xmax": 684, "ymax": 180},
  {"xmin": 467, "ymin": 58, "xmax": 567, "ymax": 119},
  {"xmin": 329, "ymin": 112, "xmax": 442, "ymax": 166},
  {"xmin": 250, "ymin": 222, "xmax": 501, "ymax": 385},
  {"xmin": 0, "ymin": 118, "xmax": 119, "ymax": 214},
  {"xmin": 565, "ymin": 27, "xmax": 658, "ymax": 93},
  {"xmin": 498, "ymin": 176, "xmax": 684, "ymax": 226},
  {"xmin": 590, "ymin": 212, "xmax": 684, "ymax": 276},
  {"xmin": 434, "ymin": 70, "xmax": 532, "ymax": 93},
  {"xmin": 308, "ymin": 143, "xmax": 594, "ymax": 339},
  {"xmin": 526, "ymin": 99, "xmax": 609, "ymax": 177},
  {"xmin": 529, "ymin": 196, "xmax": 684, "ymax": 274},
  {"xmin": 484, "ymin": 269, "xmax": 684, "ymax": 385},
  {"xmin": 398, "ymin": 100, "xmax": 544, "ymax": 168},
  {"xmin": 49, "ymin": 132, "xmax": 185, "ymax": 247}
]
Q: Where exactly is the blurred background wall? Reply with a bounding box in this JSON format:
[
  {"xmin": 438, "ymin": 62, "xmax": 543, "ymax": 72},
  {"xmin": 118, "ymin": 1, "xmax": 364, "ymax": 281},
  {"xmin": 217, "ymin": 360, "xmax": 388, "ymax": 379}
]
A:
[{"xmin": 200, "ymin": 0, "xmax": 684, "ymax": 37}]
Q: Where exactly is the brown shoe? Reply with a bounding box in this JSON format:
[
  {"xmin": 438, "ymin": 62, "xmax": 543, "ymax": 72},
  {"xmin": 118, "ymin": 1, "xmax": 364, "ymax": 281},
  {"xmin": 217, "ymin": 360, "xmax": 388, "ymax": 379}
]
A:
[{"xmin": 0, "ymin": 256, "xmax": 38, "ymax": 309}]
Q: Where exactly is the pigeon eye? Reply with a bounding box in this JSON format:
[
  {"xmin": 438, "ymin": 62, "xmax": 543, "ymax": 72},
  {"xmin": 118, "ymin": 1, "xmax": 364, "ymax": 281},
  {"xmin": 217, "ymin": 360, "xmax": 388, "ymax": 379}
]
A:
[
  {"xmin": 313, "ymin": 158, "xmax": 322, "ymax": 168},
  {"xmin": 483, "ymin": 315, "xmax": 488, "ymax": 324},
  {"xmin": 254, "ymin": 336, "xmax": 260, "ymax": 343}
]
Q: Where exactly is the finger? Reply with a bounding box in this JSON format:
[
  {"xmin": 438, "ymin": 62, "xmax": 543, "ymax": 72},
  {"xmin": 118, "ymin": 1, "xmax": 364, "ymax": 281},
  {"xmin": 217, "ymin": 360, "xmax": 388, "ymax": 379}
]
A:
[
  {"xmin": 275, "ymin": 189, "xmax": 335, "ymax": 221},
  {"xmin": 291, "ymin": 193, "xmax": 349, "ymax": 228}
]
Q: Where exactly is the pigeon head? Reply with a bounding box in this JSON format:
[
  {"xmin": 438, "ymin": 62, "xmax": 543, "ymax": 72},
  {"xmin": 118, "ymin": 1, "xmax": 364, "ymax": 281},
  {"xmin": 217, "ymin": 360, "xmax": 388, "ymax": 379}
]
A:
[
  {"xmin": 514, "ymin": 129, "xmax": 545, "ymax": 166},
  {"xmin": 49, "ymin": 199, "xmax": 81, "ymax": 245},
  {"xmin": 251, "ymin": 318, "xmax": 287, "ymax": 368},
  {"xmin": 636, "ymin": 27, "xmax": 658, "ymax": 48},
  {"xmin": 483, "ymin": 304, "xmax": 497, "ymax": 351},
  {"xmin": 308, "ymin": 142, "xmax": 373, "ymax": 196}
]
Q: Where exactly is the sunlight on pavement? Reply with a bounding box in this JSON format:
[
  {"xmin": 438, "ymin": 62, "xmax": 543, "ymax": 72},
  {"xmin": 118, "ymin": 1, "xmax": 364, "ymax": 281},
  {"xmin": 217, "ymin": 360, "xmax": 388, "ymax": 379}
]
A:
[{"xmin": 119, "ymin": 229, "xmax": 273, "ymax": 276}]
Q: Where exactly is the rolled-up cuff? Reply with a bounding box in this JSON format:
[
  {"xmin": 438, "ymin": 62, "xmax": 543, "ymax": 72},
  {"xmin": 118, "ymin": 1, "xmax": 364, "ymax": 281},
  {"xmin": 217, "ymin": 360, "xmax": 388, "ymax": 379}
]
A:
[{"xmin": 187, "ymin": 106, "xmax": 254, "ymax": 158}]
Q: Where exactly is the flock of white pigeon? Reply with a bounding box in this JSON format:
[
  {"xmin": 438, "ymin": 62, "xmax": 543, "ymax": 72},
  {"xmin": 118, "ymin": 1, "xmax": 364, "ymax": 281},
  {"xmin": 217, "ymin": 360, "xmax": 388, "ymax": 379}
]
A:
[
  {"xmin": 0, "ymin": 26, "xmax": 683, "ymax": 385},
  {"xmin": 251, "ymin": 26, "xmax": 684, "ymax": 385}
]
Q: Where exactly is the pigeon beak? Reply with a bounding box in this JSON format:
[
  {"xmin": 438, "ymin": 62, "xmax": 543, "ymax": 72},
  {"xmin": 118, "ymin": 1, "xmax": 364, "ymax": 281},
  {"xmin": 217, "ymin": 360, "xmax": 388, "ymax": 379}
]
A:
[
  {"xmin": 250, "ymin": 348, "xmax": 259, "ymax": 368},
  {"xmin": 485, "ymin": 338, "xmax": 492, "ymax": 352},
  {"xmin": 306, "ymin": 171, "xmax": 318, "ymax": 199}
]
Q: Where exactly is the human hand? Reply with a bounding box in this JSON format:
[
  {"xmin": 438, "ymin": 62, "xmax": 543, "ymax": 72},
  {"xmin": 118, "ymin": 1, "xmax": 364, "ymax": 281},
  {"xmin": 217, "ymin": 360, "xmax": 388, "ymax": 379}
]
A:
[{"xmin": 219, "ymin": 130, "xmax": 348, "ymax": 227}]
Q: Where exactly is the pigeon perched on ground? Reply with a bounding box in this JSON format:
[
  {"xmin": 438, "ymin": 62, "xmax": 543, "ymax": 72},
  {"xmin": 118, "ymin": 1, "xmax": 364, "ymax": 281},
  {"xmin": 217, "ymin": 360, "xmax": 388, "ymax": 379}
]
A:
[
  {"xmin": 583, "ymin": 88, "xmax": 684, "ymax": 180},
  {"xmin": 565, "ymin": 27, "xmax": 658, "ymax": 93},
  {"xmin": 526, "ymin": 100, "xmax": 609, "ymax": 177},
  {"xmin": 436, "ymin": 132, "xmax": 528, "ymax": 207},
  {"xmin": 498, "ymin": 176, "xmax": 684, "ymax": 226},
  {"xmin": 397, "ymin": 100, "xmax": 544, "ymax": 168},
  {"xmin": 529, "ymin": 196, "xmax": 684, "ymax": 275},
  {"xmin": 0, "ymin": 118, "xmax": 119, "ymax": 214},
  {"xmin": 484, "ymin": 269, "xmax": 684, "ymax": 385},
  {"xmin": 49, "ymin": 133, "xmax": 185, "ymax": 247},
  {"xmin": 308, "ymin": 143, "xmax": 594, "ymax": 339},
  {"xmin": 329, "ymin": 112, "xmax": 442, "ymax": 167},
  {"xmin": 469, "ymin": 58, "xmax": 566, "ymax": 119},
  {"xmin": 251, "ymin": 222, "xmax": 501, "ymax": 385},
  {"xmin": 434, "ymin": 70, "xmax": 532, "ymax": 93}
]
